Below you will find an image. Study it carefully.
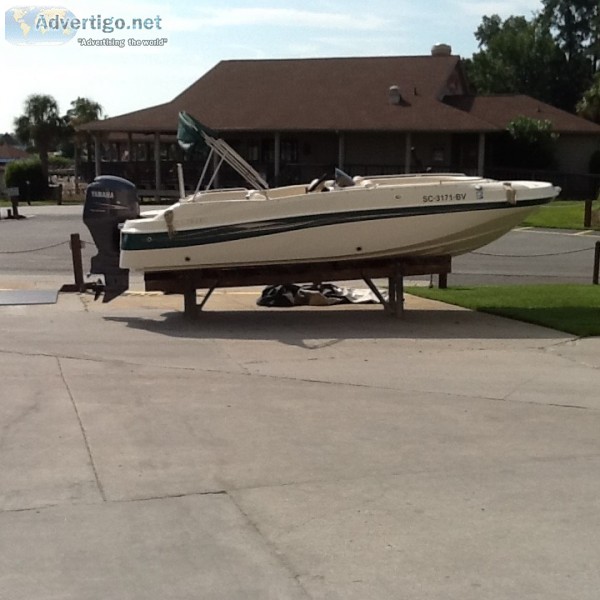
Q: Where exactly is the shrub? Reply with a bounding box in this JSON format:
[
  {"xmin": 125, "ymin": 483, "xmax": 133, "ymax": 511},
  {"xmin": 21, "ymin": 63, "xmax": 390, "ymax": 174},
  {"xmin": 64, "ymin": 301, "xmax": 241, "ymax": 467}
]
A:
[
  {"xmin": 4, "ymin": 158, "xmax": 46, "ymax": 201},
  {"xmin": 504, "ymin": 117, "xmax": 559, "ymax": 169},
  {"xmin": 48, "ymin": 154, "xmax": 73, "ymax": 169}
]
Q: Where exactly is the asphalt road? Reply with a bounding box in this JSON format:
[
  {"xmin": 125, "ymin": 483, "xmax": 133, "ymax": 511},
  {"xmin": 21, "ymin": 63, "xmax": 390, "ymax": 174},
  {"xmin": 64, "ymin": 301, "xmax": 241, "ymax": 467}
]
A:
[{"xmin": 1, "ymin": 204, "xmax": 599, "ymax": 285}]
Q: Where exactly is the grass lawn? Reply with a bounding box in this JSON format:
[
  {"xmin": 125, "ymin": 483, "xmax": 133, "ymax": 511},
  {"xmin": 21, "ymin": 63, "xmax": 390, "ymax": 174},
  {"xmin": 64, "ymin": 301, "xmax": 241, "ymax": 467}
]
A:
[
  {"xmin": 408, "ymin": 284, "xmax": 600, "ymax": 337},
  {"xmin": 522, "ymin": 200, "xmax": 599, "ymax": 230}
]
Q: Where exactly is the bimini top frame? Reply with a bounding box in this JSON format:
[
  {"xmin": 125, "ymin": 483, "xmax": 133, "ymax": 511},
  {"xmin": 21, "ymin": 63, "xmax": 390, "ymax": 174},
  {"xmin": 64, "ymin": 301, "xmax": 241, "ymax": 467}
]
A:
[{"xmin": 177, "ymin": 111, "xmax": 269, "ymax": 196}]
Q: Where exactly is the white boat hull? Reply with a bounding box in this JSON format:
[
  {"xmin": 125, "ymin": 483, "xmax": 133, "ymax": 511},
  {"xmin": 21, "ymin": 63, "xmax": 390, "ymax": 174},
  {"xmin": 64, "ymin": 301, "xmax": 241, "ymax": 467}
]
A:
[{"xmin": 119, "ymin": 175, "xmax": 559, "ymax": 272}]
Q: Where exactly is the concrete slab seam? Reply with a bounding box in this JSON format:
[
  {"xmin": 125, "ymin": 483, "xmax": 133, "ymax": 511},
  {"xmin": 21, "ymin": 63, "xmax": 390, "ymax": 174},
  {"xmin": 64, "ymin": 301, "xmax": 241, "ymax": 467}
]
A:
[
  {"xmin": 56, "ymin": 356, "xmax": 107, "ymax": 502},
  {"xmin": 226, "ymin": 492, "xmax": 313, "ymax": 599}
]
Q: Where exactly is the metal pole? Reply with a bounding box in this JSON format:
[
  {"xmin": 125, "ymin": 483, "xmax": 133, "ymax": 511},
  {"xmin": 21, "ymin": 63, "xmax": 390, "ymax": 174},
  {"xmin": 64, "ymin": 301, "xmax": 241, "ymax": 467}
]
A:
[
  {"xmin": 177, "ymin": 163, "xmax": 185, "ymax": 199},
  {"xmin": 593, "ymin": 241, "xmax": 600, "ymax": 285},
  {"xmin": 584, "ymin": 199, "xmax": 593, "ymax": 229}
]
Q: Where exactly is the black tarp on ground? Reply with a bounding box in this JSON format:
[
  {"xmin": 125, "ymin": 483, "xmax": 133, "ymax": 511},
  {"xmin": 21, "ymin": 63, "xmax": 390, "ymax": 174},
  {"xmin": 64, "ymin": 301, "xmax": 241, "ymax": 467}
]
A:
[{"xmin": 257, "ymin": 283, "xmax": 385, "ymax": 307}]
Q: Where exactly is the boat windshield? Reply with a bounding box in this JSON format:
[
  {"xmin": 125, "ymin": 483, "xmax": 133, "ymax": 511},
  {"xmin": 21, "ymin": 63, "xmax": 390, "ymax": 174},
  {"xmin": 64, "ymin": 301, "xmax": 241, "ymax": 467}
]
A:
[{"xmin": 335, "ymin": 168, "xmax": 355, "ymax": 188}]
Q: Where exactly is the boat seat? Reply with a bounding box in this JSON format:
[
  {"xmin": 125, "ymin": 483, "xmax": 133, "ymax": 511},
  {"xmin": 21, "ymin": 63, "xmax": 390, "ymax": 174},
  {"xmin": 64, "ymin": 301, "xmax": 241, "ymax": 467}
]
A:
[
  {"xmin": 358, "ymin": 179, "xmax": 375, "ymax": 189},
  {"xmin": 352, "ymin": 176, "xmax": 375, "ymax": 189},
  {"xmin": 246, "ymin": 190, "xmax": 267, "ymax": 201}
]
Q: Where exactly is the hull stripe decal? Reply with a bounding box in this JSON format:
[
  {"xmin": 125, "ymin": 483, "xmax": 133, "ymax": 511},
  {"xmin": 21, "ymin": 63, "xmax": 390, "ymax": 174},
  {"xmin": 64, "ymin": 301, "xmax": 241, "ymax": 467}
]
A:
[{"xmin": 122, "ymin": 197, "xmax": 550, "ymax": 251}]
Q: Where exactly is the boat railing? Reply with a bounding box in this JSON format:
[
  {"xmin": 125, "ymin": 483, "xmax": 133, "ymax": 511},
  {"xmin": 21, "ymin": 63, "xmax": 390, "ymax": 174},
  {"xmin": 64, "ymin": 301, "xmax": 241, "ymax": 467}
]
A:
[
  {"xmin": 186, "ymin": 187, "xmax": 249, "ymax": 202},
  {"xmin": 368, "ymin": 172, "xmax": 472, "ymax": 181}
]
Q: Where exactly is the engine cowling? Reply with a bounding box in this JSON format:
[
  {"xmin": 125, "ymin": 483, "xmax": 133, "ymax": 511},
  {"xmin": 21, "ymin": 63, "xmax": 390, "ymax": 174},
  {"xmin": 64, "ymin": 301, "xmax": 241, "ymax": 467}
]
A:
[{"xmin": 83, "ymin": 175, "xmax": 139, "ymax": 302}]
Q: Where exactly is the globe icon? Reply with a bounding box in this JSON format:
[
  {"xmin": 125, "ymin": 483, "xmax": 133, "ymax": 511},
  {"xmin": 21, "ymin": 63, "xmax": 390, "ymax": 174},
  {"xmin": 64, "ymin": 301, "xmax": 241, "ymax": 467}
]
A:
[{"xmin": 5, "ymin": 6, "xmax": 78, "ymax": 45}]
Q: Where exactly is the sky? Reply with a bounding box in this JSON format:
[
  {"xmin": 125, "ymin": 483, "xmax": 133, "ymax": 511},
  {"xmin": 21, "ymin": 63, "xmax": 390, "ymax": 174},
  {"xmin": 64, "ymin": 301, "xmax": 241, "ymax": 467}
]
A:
[{"xmin": 1, "ymin": 0, "xmax": 545, "ymax": 134}]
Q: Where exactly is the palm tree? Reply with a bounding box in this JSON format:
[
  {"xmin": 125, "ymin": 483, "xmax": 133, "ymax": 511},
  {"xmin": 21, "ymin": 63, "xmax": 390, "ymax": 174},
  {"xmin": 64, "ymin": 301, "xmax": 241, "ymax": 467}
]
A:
[
  {"xmin": 66, "ymin": 97, "xmax": 104, "ymax": 190},
  {"xmin": 14, "ymin": 94, "xmax": 64, "ymax": 184}
]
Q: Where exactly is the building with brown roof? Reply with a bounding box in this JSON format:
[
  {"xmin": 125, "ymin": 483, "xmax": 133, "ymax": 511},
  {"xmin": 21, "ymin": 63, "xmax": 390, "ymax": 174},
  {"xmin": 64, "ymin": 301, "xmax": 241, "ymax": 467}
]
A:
[{"xmin": 80, "ymin": 47, "xmax": 600, "ymax": 198}]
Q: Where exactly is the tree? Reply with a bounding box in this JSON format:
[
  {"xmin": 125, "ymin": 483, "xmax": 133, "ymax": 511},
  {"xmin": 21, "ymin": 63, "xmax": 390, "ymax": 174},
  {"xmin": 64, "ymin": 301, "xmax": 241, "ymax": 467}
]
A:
[
  {"xmin": 577, "ymin": 73, "xmax": 600, "ymax": 122},
  {"xmin": 540, "ymin": 0, "xmax": 599, "ymax": 111},
  {"xmin": 465, "ymin": 15, "xmax": 572, "ymax": 109},
  {"xmin": 65, "ymin": 97, "xmax": 104, "ymax": 189},
  {"xmin": 13, "ymin": 94, "xmax": 64, "ymax": 183},
  {"xmin": 541, "ymin": 0, "xmax": 599, "ymax": 71}
]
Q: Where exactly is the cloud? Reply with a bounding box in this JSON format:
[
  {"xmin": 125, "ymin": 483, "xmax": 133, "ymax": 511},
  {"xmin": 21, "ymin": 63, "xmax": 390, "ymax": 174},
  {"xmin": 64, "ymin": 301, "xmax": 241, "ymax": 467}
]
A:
[
  {"xmin": 167, "ymin": 7, "xmax": 387, "ymax": 32},
  {"xmin": 453, "ymin": 0, "xmax": 542, "ymax": 18}
]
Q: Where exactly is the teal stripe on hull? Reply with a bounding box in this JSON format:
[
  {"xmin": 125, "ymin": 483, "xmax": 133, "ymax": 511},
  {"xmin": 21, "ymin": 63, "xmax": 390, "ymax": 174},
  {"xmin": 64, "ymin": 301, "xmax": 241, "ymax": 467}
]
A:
[{"xmin": 122, "ymin": 198, "xmax": 549, "ymax": 252}]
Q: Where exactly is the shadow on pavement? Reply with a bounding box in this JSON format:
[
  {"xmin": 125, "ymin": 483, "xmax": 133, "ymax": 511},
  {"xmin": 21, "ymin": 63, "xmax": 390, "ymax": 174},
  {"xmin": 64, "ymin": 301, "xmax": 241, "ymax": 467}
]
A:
[{"xmin": 103, "ymin": 306, "xmax": 570, "ymax": 343}]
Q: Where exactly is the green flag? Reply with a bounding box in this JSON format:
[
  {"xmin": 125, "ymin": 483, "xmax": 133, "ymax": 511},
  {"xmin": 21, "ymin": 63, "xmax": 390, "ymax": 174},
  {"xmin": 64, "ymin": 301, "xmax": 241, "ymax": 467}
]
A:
[{"xmin": 177, "ymin": 111, "xmax": 217, "ymax": 152}]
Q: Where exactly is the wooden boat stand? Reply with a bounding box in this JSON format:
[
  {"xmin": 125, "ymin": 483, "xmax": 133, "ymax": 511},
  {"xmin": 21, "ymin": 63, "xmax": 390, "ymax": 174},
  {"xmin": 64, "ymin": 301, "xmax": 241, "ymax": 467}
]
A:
[{"xmin": 144, "ymin": 255, "xmax": 451, "ymax": 319}]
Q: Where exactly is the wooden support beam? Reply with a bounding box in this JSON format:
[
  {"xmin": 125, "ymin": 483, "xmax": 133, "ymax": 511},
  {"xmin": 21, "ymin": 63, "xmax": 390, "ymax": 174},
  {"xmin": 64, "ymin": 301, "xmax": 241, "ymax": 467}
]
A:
[{"xmin": 145, "ymin": 255, "xmax": 450, "ymax": 318}]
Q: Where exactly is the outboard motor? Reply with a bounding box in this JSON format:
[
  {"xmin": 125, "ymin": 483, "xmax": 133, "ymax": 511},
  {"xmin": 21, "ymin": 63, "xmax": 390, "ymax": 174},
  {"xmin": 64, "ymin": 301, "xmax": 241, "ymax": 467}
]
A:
[{"xmin": 83, "ymin": 175, "xmax": 139, "ymax": 302}]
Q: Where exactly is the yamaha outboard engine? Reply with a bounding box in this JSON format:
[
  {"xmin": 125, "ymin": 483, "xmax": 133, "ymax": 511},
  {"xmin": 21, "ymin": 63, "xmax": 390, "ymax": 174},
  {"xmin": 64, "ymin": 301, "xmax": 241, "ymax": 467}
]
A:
[{"xmin": 83, "ymin": 175, "xmax": 139, "ymax": 302}]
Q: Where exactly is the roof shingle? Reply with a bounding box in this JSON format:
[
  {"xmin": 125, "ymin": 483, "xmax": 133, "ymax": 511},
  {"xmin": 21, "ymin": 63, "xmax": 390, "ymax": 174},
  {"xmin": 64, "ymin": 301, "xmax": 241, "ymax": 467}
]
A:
[{"xmin": 80, "ymin": 55, "xmax": 600, "ymax": 136}]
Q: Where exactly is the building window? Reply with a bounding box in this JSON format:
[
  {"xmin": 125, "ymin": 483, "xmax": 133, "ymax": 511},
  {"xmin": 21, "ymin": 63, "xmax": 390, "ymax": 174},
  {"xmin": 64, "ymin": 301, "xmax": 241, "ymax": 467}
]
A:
[
  {"xmin": 247, "ymin": 141, "xmax": 260, "ymax": 162},
  {"xmin": 281, "ymin": 140, "xmax": 298, "ymax": 162},
  {"xmin": 261, "ymin": 139, "xmax": 274, "ymax": 163}
]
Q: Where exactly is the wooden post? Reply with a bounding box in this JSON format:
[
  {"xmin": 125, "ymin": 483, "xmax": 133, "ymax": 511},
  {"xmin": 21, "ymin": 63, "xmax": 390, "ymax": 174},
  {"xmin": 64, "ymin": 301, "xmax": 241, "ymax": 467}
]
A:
[
  {"xmin": 593, "ymin": 241, "xmax": 600, "ymax": 285},
  {"xmin": 70, "ymin": 233, "xmax": 85, "ymax": 291},
  {"xmin": 183, "ymin": 274, "xmax": 198, "ymax": 319},
  {"xmin": 388, "ymin": 273, "xmax": 397, "ymax": 314},
  {"xmin": 94, "ymin": 135, "xmax": 101, "ymax": 177},
  {"xmin": 394, "ymin": 263, "xmax": 404, "ymax": 317},
  {"xmin": 7, "ymin": 187, "xmax": 20, "ymax": 218},
  {"xmin": 387, "ymin": 263, "xmax": 404, "ymax": 317},
  {"xmin": 584, "ymin": 199, "xmax": 593, "ymax": 228},
  {"xmin": 74, "ymin": 142, "xmax": 79, "ymax": 193}
]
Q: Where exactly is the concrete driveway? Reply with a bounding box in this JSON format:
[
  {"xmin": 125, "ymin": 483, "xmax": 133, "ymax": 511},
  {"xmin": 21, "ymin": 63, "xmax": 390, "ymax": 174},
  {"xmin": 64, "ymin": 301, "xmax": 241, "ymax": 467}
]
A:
[{"xmin": 1, "ymin": 289, "xmax": 600, "ymax": 599}]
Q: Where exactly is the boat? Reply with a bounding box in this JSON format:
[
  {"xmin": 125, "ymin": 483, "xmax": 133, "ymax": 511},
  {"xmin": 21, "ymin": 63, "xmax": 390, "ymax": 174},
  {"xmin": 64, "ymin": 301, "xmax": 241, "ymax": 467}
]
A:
[{"xmin": 83, "ymin": 111, "xmax": 560, "ymax": 300}]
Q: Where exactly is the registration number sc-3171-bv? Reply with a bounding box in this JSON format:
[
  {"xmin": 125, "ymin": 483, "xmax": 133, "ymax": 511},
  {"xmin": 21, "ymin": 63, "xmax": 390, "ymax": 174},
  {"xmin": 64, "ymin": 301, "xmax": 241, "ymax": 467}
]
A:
[{"xmin": 422, "ymin": 193, "xmax": 467, "ymax": 203}]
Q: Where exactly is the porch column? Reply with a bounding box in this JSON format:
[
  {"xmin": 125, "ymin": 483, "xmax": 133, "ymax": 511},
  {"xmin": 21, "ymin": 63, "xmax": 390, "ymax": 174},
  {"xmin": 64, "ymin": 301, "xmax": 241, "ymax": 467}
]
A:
[
  {"xmin": 94, "ymin": 135, "xmax": 101, "ymax": 177},
  {"xmin": 127, "ymin": 132, "xmax": 133, "ymax": 162},
  {"xmin": 404, "ymin": 132, "xmax": 412, "ymax": 174},
  {"xmin": 477, "ymin": 132, "xmax": 486, "ymax": 176},
  {"xmin": 338, "ymin": 132, "xmax": 345, "ymax": 170},
  {"xmin": 274, "ymin": 132, "xmax": 281, "ymax": 186},
  {"xmin": 154, "ymin": 132, "xmax": 161, "ymax": 202}
]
